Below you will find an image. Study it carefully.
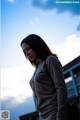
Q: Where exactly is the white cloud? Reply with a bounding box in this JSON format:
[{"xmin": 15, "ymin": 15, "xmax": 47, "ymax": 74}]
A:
[
  {"xmin": 1, "ymin": 63, "xmax": 35, "ymax": 103},
  {"xmin": 51, "ymin": 34, "xmax": 80, "ymax": 66},
  {"xmin": 30, "ymin": 20, "xmax": 35, "ymax": 26},
  {"xmin": 30, "ymin": 17, "xmax": 39, "ymax": 26},
  {"xmin": 8, "ymin": 0, "xmax": 15, "ymax": 3}
]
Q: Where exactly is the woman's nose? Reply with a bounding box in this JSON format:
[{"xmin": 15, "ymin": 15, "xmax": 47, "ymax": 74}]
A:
[{"xmin": 25, "ymin": 51, "xmax": 30, "ymax": 56}]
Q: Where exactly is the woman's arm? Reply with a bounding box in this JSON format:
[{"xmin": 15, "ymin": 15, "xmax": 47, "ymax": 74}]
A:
[{"xmin": 46, "ymin": 55, "xmax": 67, "ymax": 120}]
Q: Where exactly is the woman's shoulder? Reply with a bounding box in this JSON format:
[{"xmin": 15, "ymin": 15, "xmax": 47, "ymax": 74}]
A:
[
  {"xmin": 46, "ymin": 55, "xmax": 59, "ymax": 63},
  {"xmin": 46, "ymin": 55, "xmax": 62, "ymax": 68}
]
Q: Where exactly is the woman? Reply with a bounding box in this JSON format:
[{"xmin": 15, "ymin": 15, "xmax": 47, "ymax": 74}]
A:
[{"xmin": 20, "ymin": 34, "xmax": 67, "ymax": 120}]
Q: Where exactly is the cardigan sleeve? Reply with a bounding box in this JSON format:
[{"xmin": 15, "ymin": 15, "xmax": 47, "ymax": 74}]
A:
[{"xmin": 46, "ymin": 55, "xmax": 67, "ymax": 120}]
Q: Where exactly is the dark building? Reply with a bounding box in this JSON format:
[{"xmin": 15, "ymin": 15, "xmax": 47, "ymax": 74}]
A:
[
  {"xmin": 63, "ymin": 56, "xmax": 80, "ymax": 105},
  {"xmin": 19, "ymin": 111, "xmax": 39, "ymax": 120},
  {"xmin": 19, "ymin": 56, "xmax": 80, "ymax": 120}
]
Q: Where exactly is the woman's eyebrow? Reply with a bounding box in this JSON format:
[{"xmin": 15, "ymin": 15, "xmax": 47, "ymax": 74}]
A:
[{"xmin": 23, "ymin": 46, "xmax": 29, "ymax": 50}]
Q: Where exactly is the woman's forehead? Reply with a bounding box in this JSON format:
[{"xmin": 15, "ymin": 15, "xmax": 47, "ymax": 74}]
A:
[{"xmin": 22, "ymin": 43, "xmax": 30, "ymax": 49}]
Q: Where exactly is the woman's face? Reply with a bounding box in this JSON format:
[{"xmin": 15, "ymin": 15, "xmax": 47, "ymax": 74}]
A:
[{"xmin": 21, "ymin": 43, "xmax": 38, "ymax": 62}]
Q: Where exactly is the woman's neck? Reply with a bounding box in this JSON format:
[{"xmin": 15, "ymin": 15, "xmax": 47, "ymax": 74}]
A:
[{"xmin": 35, "ymin": 58, "xmax": 42, "ymax": 67}]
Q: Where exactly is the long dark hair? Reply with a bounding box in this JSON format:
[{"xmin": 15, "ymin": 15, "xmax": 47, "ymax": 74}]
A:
[{"xmin": 21, "ymin": 34, "xmax": 57, "ymax": 66}]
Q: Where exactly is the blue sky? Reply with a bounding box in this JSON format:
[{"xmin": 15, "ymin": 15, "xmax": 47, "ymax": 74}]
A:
[{"xmin": 1, "ymin": 0, "xmax": 80, "ymax": 120}]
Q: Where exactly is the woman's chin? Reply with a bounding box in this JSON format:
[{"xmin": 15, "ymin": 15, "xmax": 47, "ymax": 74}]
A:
[{"xmin": 29, "ymin": 58, "xmax": 35, "ymax": 62}]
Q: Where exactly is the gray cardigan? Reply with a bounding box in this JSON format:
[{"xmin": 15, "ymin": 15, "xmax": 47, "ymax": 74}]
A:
[{"xmin": 30, "ymin": 55, "xmax": 67, "ymax": 119}]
